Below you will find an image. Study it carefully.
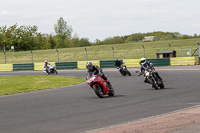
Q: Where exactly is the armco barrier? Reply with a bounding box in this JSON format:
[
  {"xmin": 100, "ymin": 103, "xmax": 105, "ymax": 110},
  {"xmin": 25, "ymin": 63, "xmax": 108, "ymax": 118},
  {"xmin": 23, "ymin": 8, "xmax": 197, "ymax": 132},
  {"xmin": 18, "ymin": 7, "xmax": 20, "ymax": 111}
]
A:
[
  {"xmin": 56, "ymin": 62, "xmax": 77, "ymax": 70},
  {"xmin": 0, "ymin": 57, "xmax": 196, "ymax": 72},
  {"xmin": 123, "ymin": 59, "xmax": 140, "ymax": 67},
  {"xmin": 147, "ymin": 58, "xmax": 170, "ymax": 66},
  {"xmin": 77, "ymin": 60, "xmax": 100, "ymax": 69},
  {"xmin": 170, "ymin": 57, "xmax": 195, "ymax": 66},
  {"xmin": 100, "ymin": 60, "xmax": 115, "ymax": 68},
  {"xmin": 0, "ymin": 64, "xmax": 13, "ymax": 71},
  {"xmin": 34, "ymin": 62, "xmax": 56, "ymax": 70},
  {"xmin": 13, "ymin": 63, "xmax": 34, "ymax": 71}
]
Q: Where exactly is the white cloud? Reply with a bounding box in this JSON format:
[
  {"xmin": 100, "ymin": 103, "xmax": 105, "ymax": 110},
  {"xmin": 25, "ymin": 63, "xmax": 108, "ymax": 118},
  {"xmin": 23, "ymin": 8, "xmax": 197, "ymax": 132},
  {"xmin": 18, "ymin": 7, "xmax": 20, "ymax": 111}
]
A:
[{"xmin": 0, "ymin": 11, "xmax": 12, "ymax": 16}]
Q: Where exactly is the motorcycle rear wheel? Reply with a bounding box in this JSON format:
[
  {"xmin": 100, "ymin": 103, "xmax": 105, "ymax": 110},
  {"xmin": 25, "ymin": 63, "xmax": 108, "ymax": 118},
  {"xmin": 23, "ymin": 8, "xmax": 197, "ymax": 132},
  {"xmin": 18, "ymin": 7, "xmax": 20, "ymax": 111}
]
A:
[{"xmin": 93, "ymin": 85, "xmax": 104, "ymax": 98}]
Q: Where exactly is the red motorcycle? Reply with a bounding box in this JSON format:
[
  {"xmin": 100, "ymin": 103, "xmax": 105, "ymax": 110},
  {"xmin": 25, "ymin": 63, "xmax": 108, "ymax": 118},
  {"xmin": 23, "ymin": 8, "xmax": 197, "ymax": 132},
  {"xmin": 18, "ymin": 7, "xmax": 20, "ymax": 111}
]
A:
[{"xmin": 86, "ymin": 74, "xmax": 114, "ymax": 98}]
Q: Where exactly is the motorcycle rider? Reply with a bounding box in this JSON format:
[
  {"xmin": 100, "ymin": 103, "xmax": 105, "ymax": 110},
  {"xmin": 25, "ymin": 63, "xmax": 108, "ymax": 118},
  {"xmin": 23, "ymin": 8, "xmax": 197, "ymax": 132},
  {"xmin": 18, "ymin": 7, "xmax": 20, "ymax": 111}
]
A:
[
  {"xmin": 114, "ymin": 59, "xmax": 124, "ymax": 69},
  {"xmin": 43, "ymin": 60, "xmax": 50, "ymax": 74},
  {"xmin": 139, "ymin": 58, "xmax": 162, "ymax": 83},
  {"xmin": 86, "ymin": 61, "xmax": 111, "ymax": 88}
]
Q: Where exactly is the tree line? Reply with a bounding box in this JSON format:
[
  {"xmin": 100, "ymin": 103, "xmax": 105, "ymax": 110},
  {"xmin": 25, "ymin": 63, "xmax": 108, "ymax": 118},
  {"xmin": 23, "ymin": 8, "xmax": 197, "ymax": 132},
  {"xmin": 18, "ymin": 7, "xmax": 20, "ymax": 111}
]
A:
[
  {"xmin": 93, "ymin": 32, "xmax": 200, "ymax": 45},
  {"xmin": 0, "ymin": 17, "xmax": 91, "ymax": 51},
  {"xmin": 0, "ymin": 17, "xmax": 199, "ymax": 51}
]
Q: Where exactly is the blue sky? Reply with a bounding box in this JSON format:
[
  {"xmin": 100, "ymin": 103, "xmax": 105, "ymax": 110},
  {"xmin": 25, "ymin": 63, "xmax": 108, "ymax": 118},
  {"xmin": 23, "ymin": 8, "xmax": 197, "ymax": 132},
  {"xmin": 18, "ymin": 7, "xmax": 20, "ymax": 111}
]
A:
[{"xmin": 1, "ymin": 0, "xmax": 200, "ymax": 42}]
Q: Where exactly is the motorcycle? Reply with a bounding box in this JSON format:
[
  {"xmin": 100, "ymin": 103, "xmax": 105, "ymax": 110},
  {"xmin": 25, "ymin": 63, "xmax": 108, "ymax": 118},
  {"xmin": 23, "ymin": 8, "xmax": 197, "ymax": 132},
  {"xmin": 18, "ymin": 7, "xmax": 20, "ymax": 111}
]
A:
[
  {"xmin": 118, "ymin": 64, "xmax": 131, "ymax": 76},
  {"xmin": 138, "ymin": 65, "xmax": 164, "ymax": 90},
  {"xmin": 43, "ymin": 64, "xmax": 58, "ymax": 75},
  {"xmin": 86, "ymin": 74, "xmax": 114, "ymax": 98}
]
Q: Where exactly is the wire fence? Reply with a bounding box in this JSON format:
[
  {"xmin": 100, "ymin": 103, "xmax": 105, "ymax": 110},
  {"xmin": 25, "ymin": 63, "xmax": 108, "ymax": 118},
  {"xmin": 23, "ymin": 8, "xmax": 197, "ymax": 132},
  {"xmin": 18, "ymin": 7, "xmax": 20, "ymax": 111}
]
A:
[{"xmin": 1, "ymin": 41, "xmax": 200, "ymax": 64}]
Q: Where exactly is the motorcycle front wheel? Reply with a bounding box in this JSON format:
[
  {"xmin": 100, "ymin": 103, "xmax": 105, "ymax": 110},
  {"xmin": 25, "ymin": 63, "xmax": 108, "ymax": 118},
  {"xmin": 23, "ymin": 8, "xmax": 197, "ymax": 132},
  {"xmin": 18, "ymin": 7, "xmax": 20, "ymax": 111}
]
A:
[
  {"xmin": 108, "ymin": 86, "xmax": 114, "ymax": 96},
  {"xmin": 54, "ymin": 70, "xmax": 58, "ymax": 75},
  {"xmin": 93, "ymin": 85, "xmax": 104, "ymax": 98},
  {"xmin": 127, "ymin": 70, "xmax": 131, "ymax": 76},
  {"xmin": 152, "ymin": 79, "xmax": 159, "ymax": 90},
  {"xmin": 158, "ymin": 79, "xmax": 164, "ymax": 89}
]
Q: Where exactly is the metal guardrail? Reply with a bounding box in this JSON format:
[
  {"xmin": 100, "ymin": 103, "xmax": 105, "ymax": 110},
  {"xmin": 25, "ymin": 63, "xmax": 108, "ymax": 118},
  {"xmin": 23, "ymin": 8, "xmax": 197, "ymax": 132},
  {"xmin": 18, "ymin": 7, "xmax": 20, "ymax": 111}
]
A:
[{"xmin": 0, "ymin": 57, "xmax": 196, "ymax": 71}]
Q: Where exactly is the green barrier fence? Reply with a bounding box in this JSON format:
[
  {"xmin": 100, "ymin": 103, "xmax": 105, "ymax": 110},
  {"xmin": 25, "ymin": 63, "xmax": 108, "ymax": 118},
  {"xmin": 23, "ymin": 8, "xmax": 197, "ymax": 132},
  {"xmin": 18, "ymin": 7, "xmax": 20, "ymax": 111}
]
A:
[
  {"xmin": 0, "ymin": 57, "xmax": 194, "ymax": 72},
  {"xmin": 13, "ymin": 63, "xmax": 34, "ymax": 71},
  {"xmin": 100, "ymin": 60, "xmax": 115, "ymax": 68},
  {"xmin": 55, "ymin": 62, "xmax": 77, "ymax": 70}
]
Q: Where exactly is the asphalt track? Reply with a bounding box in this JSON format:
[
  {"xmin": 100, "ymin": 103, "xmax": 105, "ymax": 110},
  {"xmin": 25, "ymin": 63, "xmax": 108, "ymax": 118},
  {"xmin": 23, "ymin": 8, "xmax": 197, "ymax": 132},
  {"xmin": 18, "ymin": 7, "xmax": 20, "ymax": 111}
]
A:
[{"xmin": 0, "ymin": 66, "xmax": 200, "ymax": 133}]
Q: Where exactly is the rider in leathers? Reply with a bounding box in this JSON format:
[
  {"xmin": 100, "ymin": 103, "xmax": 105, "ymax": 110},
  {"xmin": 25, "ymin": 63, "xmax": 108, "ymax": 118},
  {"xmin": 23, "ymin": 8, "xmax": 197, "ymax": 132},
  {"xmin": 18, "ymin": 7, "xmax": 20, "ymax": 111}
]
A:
[
  {"xmin": 114, "ymin": 59, "xmax": 124, "ymax": 69},
  {"xmin": 86, "ymin": 62, "xmax": 111, "ymax": 88},
  {"xmin": 139, "ymin": 58, "xmax": 162, "ymax": 83},
  {"xmin": 43, "ymin": 60, "xmax": 50, "ymax": 74}
]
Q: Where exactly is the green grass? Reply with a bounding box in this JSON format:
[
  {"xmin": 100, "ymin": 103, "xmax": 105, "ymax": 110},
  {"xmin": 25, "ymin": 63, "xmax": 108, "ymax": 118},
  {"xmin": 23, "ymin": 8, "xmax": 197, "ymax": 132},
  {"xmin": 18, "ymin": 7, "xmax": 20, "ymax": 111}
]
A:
[
  {"xmin": 0, "ymin": 38, "xmax": 199, "ymax": 64},
  {"xmin": 0, "ymin": 75, "xmax": 85, "ymax": 95}
]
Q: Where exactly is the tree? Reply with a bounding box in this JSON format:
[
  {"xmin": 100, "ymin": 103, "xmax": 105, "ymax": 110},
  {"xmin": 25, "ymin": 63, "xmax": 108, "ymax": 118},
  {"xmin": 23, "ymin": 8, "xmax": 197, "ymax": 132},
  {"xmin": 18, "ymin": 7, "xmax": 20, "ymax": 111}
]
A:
[
  {"xmin": 178, "ymin": 35, "xmax": 191, "ymax": 39},
  {"xmin": 48, "ymin": 35, "xmax": 56, "ymax": 48},
  {"xmin": 70, "ymin": 37, "xmax": 80, "ymax": 47},
  {"xmin": 79, "ymin": 38, "xmax": 91, "ymax": 47},
  {"xmin": 0, "ymin": 25, "xmax": 14, "ymax": 51},
  {"xmin": 193, "ymin": 34, "xmax": 198, "ymax": 38},
  {"xmin": 54, "ymin": 17, "xmax": 73, "ymax": 48},
  {"xmin": 125, "ymin": 33, "xmax": 144, "ymax": 43},
  {"xmin": 15, "ymin": 25, "xmax": 38, "ymax": 50}
]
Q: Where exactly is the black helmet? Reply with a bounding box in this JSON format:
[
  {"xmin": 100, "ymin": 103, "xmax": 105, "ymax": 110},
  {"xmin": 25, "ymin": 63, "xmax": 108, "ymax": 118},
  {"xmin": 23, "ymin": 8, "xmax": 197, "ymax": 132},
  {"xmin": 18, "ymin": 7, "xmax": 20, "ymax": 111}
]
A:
[
  {"xmin": 115, "ymin": 59, "xmax": 119, "ymax": 62},
  {"xmin": 86, "ymin": 61, "xmax": 93, "ymax": 69}
]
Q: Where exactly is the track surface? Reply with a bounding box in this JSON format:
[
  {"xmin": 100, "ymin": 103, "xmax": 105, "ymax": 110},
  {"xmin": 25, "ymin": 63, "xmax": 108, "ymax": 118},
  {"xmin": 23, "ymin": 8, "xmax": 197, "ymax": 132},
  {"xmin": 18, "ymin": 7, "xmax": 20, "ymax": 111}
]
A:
[{"xmin": 0, "ymin": 66, "xmax": 200, "ymax": 133}]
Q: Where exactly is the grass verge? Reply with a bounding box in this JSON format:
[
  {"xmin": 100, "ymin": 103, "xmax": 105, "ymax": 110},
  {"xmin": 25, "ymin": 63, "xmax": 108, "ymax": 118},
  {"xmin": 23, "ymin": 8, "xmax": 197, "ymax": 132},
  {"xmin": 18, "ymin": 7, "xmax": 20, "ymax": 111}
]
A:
[
  {"xmin": 0, "ymin": 38, "xmax": 199, "ymax": 64},
  {"xmin": 0, "ymin": 75, "xmax": 85, "ymax": 95}
]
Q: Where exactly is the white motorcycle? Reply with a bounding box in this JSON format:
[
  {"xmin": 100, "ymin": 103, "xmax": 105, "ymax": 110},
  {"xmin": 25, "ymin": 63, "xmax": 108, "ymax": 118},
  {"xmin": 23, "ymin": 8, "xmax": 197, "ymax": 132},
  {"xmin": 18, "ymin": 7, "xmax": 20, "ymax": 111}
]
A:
[{"xmin": 42, "ymin": 64, "xmax": 58, "ymax": 75}]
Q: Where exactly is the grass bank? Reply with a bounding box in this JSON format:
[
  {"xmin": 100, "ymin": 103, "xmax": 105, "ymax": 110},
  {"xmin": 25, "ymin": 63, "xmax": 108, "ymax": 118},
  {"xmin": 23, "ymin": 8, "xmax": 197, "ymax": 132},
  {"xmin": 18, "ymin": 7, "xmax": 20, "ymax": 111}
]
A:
[
  {"xmin": 0, "ymin": 38, "xmax": 199, "ymax": 64},
  {"xmin": 0, "ymin": 75, "xmax": 85, "ymax": 95}
]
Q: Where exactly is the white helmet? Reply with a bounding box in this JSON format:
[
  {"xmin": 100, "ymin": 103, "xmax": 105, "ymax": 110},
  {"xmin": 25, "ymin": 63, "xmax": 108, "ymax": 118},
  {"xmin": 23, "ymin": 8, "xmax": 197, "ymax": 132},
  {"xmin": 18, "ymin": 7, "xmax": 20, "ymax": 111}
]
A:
[{"xmin": 140, "ymin": 58, "xmax": 146, "ymax": 65}]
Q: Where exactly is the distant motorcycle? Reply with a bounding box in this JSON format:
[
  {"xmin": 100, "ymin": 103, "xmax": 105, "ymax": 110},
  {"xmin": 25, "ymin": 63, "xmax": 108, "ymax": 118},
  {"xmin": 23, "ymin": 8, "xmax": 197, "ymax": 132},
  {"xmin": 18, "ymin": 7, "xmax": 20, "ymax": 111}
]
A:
[
  {"xmin": 86, "ymin": 74, "xmax": 114, "ymax": 98},
  {"xmin": 138, "ymin": 65, "xmax": 164, "ymax": 90},
  {"xmin": 118, "ymin": 64, "xmax": 131, "ymax": 76},
  {"xmin": 43, "ymin": 64, "xmax": 58, "ymax": 75}
]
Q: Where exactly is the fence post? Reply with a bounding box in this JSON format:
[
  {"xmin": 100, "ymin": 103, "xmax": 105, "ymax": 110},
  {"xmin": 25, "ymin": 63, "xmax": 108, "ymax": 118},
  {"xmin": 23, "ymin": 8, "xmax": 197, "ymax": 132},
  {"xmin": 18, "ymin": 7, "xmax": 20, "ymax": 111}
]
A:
[
  {"xmin": 142, "ymin": 45, "xmax": 145, "ymax": 58},
  {"xmin": 3, "ymin": 51, "xmax": 6, "ymax": 64},
  {"xmin": 197, "ymin": 41, "xmax": 200, "ymax": 63},
  {"xmin": 169, "ymin": 43, "xmax": 171, "ymax": 50},
  {"xmin": 56, "ymin": 49, "xmax": 59, "ymax": 62},
  {"xmin": 30, "ymin": 50, "xmax": 33, "ymax": 63},
  {"xmin": 85, "ymin": 48, "xmax": 88, "ymax": 61},
  {"xmin": 111, "ymin": 46, "xmax": 114, "ymax": 60}
]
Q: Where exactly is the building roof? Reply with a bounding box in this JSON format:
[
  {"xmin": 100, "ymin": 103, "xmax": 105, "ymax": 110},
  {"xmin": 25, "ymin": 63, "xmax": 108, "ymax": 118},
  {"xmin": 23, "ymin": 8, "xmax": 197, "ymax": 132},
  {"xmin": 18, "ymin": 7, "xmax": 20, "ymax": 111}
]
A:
[{"xmin": 156, "ymin": 50, "xmax": 176, "ymax": 54}]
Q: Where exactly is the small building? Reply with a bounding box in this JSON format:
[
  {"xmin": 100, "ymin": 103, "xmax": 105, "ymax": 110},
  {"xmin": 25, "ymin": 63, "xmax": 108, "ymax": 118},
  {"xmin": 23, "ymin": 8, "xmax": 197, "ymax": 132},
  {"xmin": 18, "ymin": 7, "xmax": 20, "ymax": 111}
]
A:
[
  {"xmin": 156, "ymin": 50, "xmax": 176, "ymax": 58},
  {"xmin": 142, "ymin": 36, "xmax": 154, "ymax": 42}
]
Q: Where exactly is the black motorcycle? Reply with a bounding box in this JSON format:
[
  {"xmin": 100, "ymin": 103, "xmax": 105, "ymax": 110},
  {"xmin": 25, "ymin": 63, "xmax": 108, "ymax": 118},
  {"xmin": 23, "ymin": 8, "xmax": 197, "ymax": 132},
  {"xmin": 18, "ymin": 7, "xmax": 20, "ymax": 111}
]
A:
[
  {"xmin": 118, "ymin": 64, "xmax": 131, "ymax": 76},
  {"xmin": 150, "ymin": 69, "xmax": 164, "ymax": 90},
  {"xmin": 138, "ymin": 66, "xmax": 164, "ymax": 90}
]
